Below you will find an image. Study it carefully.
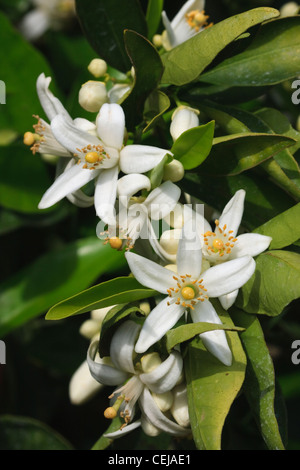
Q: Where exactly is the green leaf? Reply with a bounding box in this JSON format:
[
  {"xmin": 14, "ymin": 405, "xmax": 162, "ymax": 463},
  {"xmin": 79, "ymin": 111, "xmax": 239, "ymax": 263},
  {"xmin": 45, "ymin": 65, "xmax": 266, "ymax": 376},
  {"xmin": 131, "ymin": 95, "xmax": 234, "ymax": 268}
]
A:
[
  {"xmin": 146, "ymin": 0, "xmax": 164, "ymax": 40},
  {"xmin": 236, "ymin": 250, "xmax": 300, "ymax": 316},
  {"xmin": 161, "ymin": 7, "xmax": 279, "ymax": 86},
  {"xmin": 200, "ymin": 17, "xmax": 300, "ymax": 87},
  {"xmin": 0, "ymin": 144, "xmax": 53, "ymax": 214},
  {"xmin": 185, "ymin": 302, "xmax": 247, "ymax": 450},
  {"xmin": 143, "ymin": 90, "xmax": 171, "ymax": 132},
  {"xmin": 200, "ymin": 133, "xmax": 296, "ymax": 176},
  {"xmin": 46, "ymin": 276, "xmax": 156, "ymax": 321},
  {"xmin": 230, "ymin": 309, "xmax": 286, "ymax": 450},
  {"xmin": 75, "ymin": 0, "xmax": 147, "ymax": 73},
  {"xmin": 254, "ymin": 203, "xmax": 300, "ymax": 249},
  {"xmin": 171, "ymin": 121, "xmax": 215, "ymax": 170},
  {"xmin": 0, "ymin": 13, "xmax": 54, "ymax": 133},
  {"xmin": 0, "ymin": 238, "xmax": 126, "ymax": 337},
  {"xmin": 122, "ymin": 29, "xmax": 164, "ymax": 130},
  {"xmin": 0, "ymin": 415, "xmax": 73, "ymax": 450},
  {"xmin": 148, "ymin": 153, "xmax": 172, "ymax": 189},
  {"xmin": 165, "ymin": 321, "xmax": 245, "ymax": 354}
]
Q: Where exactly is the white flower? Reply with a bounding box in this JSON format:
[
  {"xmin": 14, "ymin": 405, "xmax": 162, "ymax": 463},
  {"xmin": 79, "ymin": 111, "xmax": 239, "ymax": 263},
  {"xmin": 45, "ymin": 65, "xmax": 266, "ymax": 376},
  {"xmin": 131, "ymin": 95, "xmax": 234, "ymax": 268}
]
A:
[
  {"xmin": 200, "ymin": 190, "xmax": 272, "ymax": 309},
  {"xmin": 170, "ymin": 105, "xmax": 200, "ymax": 142},
  {"xmin": 161, "ymin": 0, "xmax": 212, "ymax": 51},
  {"xmin": 34, "ymin": 75, "xmax": 170, "ymax": 225},
  {"xmin": 87, "ymin": 320, "xmax": 190, "ymax": 438},
  {"xmin": 19, "ymin": 0, "xmax": 76, "ymax": 41},
  {"xmin": 125, "ymin": 221, "xmax": 256, "ymax": 366}
]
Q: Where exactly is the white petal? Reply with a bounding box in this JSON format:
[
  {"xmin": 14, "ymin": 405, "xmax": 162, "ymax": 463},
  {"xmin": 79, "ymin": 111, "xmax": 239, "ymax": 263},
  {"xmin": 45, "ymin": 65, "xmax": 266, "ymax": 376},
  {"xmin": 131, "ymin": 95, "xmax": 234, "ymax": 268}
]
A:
[
  {"xmin": 139, "ymin": 351, "xmax": 183, "ymax": 394},
  {"xmin": 202, "ymin": 256, "xmax": 256, "ymax": 298},
  {"xmin": 219, "ymin": 190, "xmax": 245, "ymax": 236},
  {"xmin": 135, "ymin": 298, "xmax": 185, "ymax": 354},
  {"xmin": 125, "ymin": 252, "xmax": 176, "ymax": 294},
  {"xmin": 172, "ymin": 0, "xmax": 205, "ymax": 29},
  {"xmin": 218, "ymin": 290, "xmax": 239, "ymax": 311},
  {"xmin": 176, "ymin": 220, "xmax": 202, "ymax": 278},
  {"xmin": 190, "ymin": 300, "xmax": 233, "ymax": 366},
  {"xmin": 108, "ymin": 84, "xmax": 131, "ymax": 104},
  {"xmin": 67, "ymin": 189, "xmax": 94, "ymax": 208},
  {"xmin": 96, "ymin": 103, "xmax": 125, "ymax": 150},
  {"xmin": 36, "ymin": 73, "xmax": 71, "ymax": 122},
  {"xmin": 87, "ymin": 341, "xmax": 128, "ymax": 385},
  {"xmin": 161, "ymin": 11, "xmax": 177, "ymax": 48},
  {"xmin": 230, "ymin": 233, "xmax": 272, "ymax": 259},
  {"xmin": 145, "ymin": 181, "xmax": 181, "ymax": 220},
  {"xmin": 170, "ymin": 107, "xmax": 199, "ymax": 141},
  {"xmin": 139, "ymin": 388, "xmax": 190, "ymax": 436},
  {"xmin": 94, "ymin": 166, "xmax": 118, "ymax": 225},
  {"xmin": 120, "ymin": 145, "xmax": 170, "ymax": 174},
  {"xmin": 51, "ymin": 114, "xmax": 101, "ymax": 155},
  {"xmin": 117, "ymin": 174, "xmax": 151, "ymax": 199},
  {"xmin": 110, "ymin": 321, "xmax": 141, "ymax": 375},
  {"xmin": 73, "ymin": 118, "xmax": 97, "ymax": 133},
  {"xmin": 38, "ymin": 163, "xmax": 99, "ymax": 209},
  {"xmin": 19, "ymin": 10, "xmax": 50, "ymax": 42},
  {"xmin": 104, "ymin": 420, "xmax": 141, "ymax": 439}
]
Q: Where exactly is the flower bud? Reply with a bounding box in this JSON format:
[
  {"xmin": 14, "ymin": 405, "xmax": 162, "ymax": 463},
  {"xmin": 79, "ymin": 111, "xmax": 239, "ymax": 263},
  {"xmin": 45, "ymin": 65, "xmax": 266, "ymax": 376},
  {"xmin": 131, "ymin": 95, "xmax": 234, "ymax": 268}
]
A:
[
  {"xmin": 152, "ymin": 391, "xmax": 174, "ymax": 412},
  {"xmin": 152, "ymin": 34, "xmax": 163, "ymax": 47},
  {"xmin": 79, "ymin": 81, "xmax": 108, "ymax": 113},
  {"xmin": 141, "ymin": 414, "xmax": 161, "ymax": 436},
  {"xmin": 79, "ymin": 319, "xmax": 101, "ymax": 340},
  {"xmin": 69, "ymin": 360, "xmax": 103, "ymax": 405},
  {"xmin": 280, "ymin": 2, "xmax": 299, "ymax": 16},
  {"xmin": 160, "ymin": 229, "xmax": 181, "ymax": 255},
  {"xmin": 163, "ymin": 159, "xmax": 185, "ymax": 183},
  {"xmin": 170, "ymin": 106, "xmax": 200, "ymax": 141},
  {"xmin": 141, "ymin": 352, "xmax": 162, "ymax": 373},
  {"xmin": 91, "ymin": 306, "xmax": 114, "ymax": 322},
  {"xmin": 139, "ymin": 301, "xmax": 151, "ymax": 316},
  {"xmin": 170, "ymin": 384, "xmax": 190, "ymax": 428},
  {"xmin": 88, "ymin": 58, "xmax": 108, "ymax": 78}
]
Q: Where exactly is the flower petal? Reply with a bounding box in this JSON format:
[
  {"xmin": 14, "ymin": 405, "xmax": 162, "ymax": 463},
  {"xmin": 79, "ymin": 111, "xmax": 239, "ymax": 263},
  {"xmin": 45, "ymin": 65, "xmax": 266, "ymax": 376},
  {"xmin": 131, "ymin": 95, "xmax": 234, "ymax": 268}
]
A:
[
  {"xmin": 87, "ymin": 341, "xmax": 128, "ymax": 386},
  {"xmin": 190, "ymin": 300, "xmax": 233, "ymax": 366},
  {"xmin": 110, "ymin": 320, "xmax": 141, "ymax": 375},
  {"xmin": 202, "ymin": 255, "xmax": 256, "ymax": 298},
  {"xmin": 134, "ymin": 297, "xmax": 185, "ymax": 354},
  {"xmin": 125, "ymin": 252, "xmax": 176, "ymax": 294},
  {"xmin": 230, "ymin": 233, "xmax": 272, "ymax": 259},
  {"xmin": 218, "ymin": 189, "xmax": 245, "ymax": 236},
  {"xmin": 176, "ymin": 220, "xmax": 202, "ymax": 279},
  {"xmin": 117, "ymin": 174, "xmax": 151, "ymax": 199},
  {"xmin": 120, "ymin": 145, "xmax": 170, "ymax": 174},
  {"xmin": 19, "ymin": 10, "xmax": 50, "ymax": 42},
  {"xmin": 139, "ymin": 351, "xmax": 183, "ymax": 394},
  {"xmin": 218, "ymin": 290, "xmax": 239, "ymax": 311},
  {"xmin": 94, "ymin": 166, "xmax": 119, "ymax": 225},
  {"xmin": 36, "ymin": 74, "xmax": 71, "ymax": 122},
  {"xmin": 104, "ymin": 420, "xmax": 141, "ymax": 439},
  {"xmin": 145, "ymin": 181, "xmax": 181, "ymax": 220},
  {"xmin": 139, "ymin": 388, "xmax": 190, "ymax": 436},
  {"xmin": 96, "ymin": 103, "xmax": 125, "ymax": 150},
  {"xmin": 38, "ymin": 163, "xmax": 99, "ymax": 209}
]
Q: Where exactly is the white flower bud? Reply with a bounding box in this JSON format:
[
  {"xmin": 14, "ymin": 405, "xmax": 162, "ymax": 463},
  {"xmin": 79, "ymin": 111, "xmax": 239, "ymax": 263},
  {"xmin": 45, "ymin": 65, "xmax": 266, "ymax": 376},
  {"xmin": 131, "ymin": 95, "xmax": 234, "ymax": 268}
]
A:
[
  {"xmin": 141, "ymin": 352, "xmax": 162, "ymax": 373},
  {"xmin": 69, "ymin": 360, "xmax": 103, "ymax": 405},
  {"xmin": 88, "ymin": 58, "xmax": 108, "ymax": 78},
  {"xmin": 79, "ymin": 319, "xmax": 101, "ymax": 340},
  {"xmin": 163, "ymin": 203, "xmax": 185, "ymax": 229},
  {"xmin": 170, "ymin": 106, "xmax": 200, "ymax": 141},
  {"xmin": 160, "ymin": 229, "xmax": 181, "ymax": 255},
  {"xmin": 141, "ymin": 414, "xmax": 161, "ymax": 436},
  {"xmin": 170, "ymin": 384, "xmax": 190, "ymax": 428},
  {"xmin": 139, "ymin": 301, "xmax": 151, "ymax": 316},
  {"xmin": 152, "ymin": 34, "xmax": 163, "ymax": 47},
  {"xmin": 152, "ymin": 391, "xmax": 174, "ymax": 412},
  {"xmin": 280, "ymin": 2, "xmax": 299, "ymax": 16},
  {"xmin": 78, "ymin": 81, "xmax": 108, "ymax": 113},
  {"xmin": 91, "ymin": 305, "xmax": 114, "ymax": 322},
  {"xmin": 163, "ymin": 159, "xmax": 185, "ymax": 183}
]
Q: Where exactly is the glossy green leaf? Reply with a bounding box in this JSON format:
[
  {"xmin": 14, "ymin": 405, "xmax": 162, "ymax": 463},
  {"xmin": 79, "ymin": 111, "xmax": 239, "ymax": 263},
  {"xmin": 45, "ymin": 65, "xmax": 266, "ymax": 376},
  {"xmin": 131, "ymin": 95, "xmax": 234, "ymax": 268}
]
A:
[
  {"xmin": 254, "ymin": 203, "xmax": 300, "ymax": 249},
  {"xmin": 46, "ymin": 276, "xmax": 156, "ymax": 321},
  {"xmin": 185, "ymin": 302, "xmax": 247, "ymax": 450},
  {"xmin": 0, "ymin": 415, "xmax": 73, "ymax": 450},
  {"xmin": 230, "ymin": 309, "xmax": 286, "ymax": 450},
  {"xmin": 148, "ymin": 153, "xmax": 172, "ymax": 189},
  {"xmin": 165, "ymin": 321, "xmax": 245, "ymax": 354},
  {"xmin": 75, "ymin": 0, "xmax": 147, "ymax": 73},
  {"xmin": 122, "ymin": 29, "xmax": 164, "ymax": 130},
  {"xmin": 0, "ymin": 144, "xmax": 53, "ymax": 214},
  {"xmin": 0, "ymin": 13, "xmax": 54, "ymax": 133},
  {"xmin": 201, "ymin": 133, "xmax": 296, "ymax": 176},
  {"xmin": 200, "ymin": 17, "xmax": 300, "ymax": 87},
  {"xmin": 146, "ymin": 0, "xmax": 164, "ymax": 40},
  {"xmin": 236, "ymin": 250, "xmax": 300, "ymax": 316},
  {"xmin": 161, "ymin": 7, "xmax": 279, "ymax": 86},
  {"xmin": 171, "ymin": 121, "xmax": 215, "ymax": 170},
  {"xmin": 0, "ymin": 238, "xmax": 126, "ymax": 337},
  {"xmin": 143, "ymin": 90, "xmax": 171, "ymax": 132}
]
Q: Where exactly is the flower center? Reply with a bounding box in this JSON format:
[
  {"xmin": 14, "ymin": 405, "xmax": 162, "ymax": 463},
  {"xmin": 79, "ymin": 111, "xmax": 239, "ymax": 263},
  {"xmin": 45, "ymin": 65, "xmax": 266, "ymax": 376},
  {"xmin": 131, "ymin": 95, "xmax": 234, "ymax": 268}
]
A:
[
  {"xmin": 167, "ymin": 275, "xmax": 208, "ymax": 310},
  {"xmin": 185, "ymin": 10, "xmax": 212, "ymax": 32},
  {"xmin": 75, "ymin": 144, "xmax": 110, "ymax": 170},
  {"xmin": 202, "ymin": 220, "xmax": 238, "ymax": 263}
]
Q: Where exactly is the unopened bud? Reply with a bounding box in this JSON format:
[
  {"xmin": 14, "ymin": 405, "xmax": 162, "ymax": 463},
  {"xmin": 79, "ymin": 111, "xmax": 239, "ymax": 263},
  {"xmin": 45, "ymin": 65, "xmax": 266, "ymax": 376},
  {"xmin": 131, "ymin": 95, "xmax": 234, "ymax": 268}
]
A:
[
  {"xmin": 152, "ymin": 34, "xmax": 163, "ymax": 47},
  {"xmin": 141, "ymin": 352, "xmax": 162, "ymax": 373},
  {"xmin": 139, "ymin": 301, "xmax": 151, "ymax": 316},
  {"xmin": 163, "ymin": 159, "xmax": 185, "ymax": 183},
  {"xmin": 170, "ymin": 106, "xmax": 200, "ymax": 141},
  {"xmin": 88, "ymin": 58, "xmax": 108, "ymax": 78},
  {"xmin": 280, "ymin": 2, "xmax": 299, "ymax": 16},
  {"xmin": 69, "ymin": 360, "xmax": 103, "ymax": 405},
  {"xmin": 79, "ymin": 81, "xmax": 108, "ymax": 113},
  {"xmin": 141, "ymin": 414, "xmax": 161, "ymax": 436},
  {"xmin": 79, "ymin": 319, "xmax": 101, "ymax": 340},
  {"xmin": 170, "ymin": 384, "xmax": 190, "ymax": 428},
  {"xmin": 160, "ymin": 229, "xmax": 181, "ymax": 255},
  {"xmin": 152, "ymin": 391, "xmax": 174, "ymax": 412}
]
